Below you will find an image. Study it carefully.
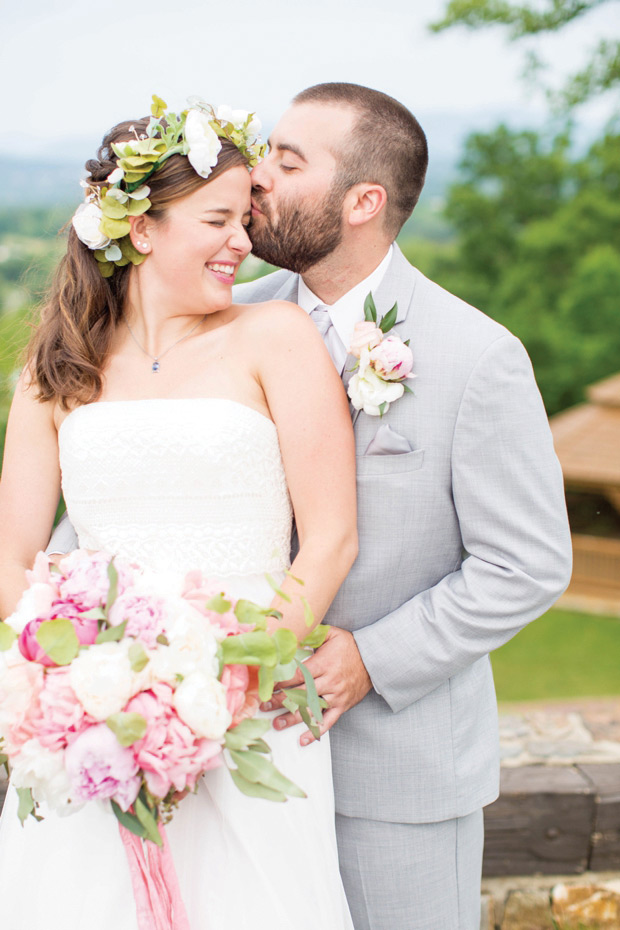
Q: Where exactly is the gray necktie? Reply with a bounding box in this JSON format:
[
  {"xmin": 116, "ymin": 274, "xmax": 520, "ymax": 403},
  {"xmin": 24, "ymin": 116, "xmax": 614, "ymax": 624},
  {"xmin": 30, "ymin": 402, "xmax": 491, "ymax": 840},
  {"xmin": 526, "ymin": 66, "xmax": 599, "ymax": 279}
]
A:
[{"xmin": 310, "ymin": 304, "xmax": 332, "ymax": 338}]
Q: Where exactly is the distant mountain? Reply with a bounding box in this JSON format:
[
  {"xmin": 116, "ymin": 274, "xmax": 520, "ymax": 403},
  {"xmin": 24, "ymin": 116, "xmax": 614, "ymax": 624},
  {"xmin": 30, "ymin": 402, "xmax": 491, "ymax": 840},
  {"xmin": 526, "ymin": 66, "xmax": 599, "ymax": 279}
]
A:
[{"xmin": 0, "ymin": 156, "xmax": 84, "ymax": 207}]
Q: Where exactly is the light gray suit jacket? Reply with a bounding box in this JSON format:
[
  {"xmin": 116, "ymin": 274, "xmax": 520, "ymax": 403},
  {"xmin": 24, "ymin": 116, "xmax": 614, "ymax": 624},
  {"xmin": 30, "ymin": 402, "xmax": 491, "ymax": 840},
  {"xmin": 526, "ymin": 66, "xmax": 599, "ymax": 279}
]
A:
[
  {"xmin": 51, "ymin": 245, "xmax": 572, "ymax": 824},
  {"xmin": 233, "ymin": 245, "xmax": 572, "ymax": 824}
]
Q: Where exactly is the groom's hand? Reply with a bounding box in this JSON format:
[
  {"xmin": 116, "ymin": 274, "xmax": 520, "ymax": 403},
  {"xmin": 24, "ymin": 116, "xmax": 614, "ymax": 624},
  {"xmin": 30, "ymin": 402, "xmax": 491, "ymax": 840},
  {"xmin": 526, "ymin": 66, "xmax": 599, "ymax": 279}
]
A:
[{"xmin": 260, "ymin": 626, "xmax": 372, "ymax": 746}]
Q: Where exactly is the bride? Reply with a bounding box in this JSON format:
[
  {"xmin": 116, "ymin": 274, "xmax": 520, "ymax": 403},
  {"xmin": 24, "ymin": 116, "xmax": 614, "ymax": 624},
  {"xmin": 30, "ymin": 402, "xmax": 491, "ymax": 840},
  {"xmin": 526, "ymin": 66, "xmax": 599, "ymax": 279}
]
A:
[{"xmin": 0, "ymin": 99, "xmax": 357, "ymax": 929}]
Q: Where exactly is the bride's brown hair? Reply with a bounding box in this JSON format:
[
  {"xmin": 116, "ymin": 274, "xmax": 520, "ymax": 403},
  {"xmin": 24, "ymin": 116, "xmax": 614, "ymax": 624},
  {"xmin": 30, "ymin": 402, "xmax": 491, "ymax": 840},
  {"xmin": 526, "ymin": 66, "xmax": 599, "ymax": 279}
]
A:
[{"xmin": 27, "ymin": 116, "xmax": 249, "ymax": 410}]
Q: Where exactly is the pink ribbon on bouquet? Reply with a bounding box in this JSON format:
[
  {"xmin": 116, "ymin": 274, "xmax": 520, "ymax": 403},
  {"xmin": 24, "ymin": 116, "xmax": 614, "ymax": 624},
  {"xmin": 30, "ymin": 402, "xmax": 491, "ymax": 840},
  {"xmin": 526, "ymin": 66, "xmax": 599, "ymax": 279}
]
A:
[{"xmin": 119, "ymin": 822, "xmax": 191, "ymax": 930}]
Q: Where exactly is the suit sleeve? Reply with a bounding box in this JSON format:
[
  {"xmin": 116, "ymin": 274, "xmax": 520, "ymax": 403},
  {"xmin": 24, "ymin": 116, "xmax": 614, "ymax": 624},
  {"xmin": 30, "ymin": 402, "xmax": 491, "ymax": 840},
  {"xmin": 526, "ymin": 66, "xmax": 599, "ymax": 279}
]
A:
[
  {"xmin": 353, "ymin": 333, "xmax": 573, "ymax": 714},
  {"xmin": 46, "ymin": 512, "xmax": 79, "ymax": 555}
]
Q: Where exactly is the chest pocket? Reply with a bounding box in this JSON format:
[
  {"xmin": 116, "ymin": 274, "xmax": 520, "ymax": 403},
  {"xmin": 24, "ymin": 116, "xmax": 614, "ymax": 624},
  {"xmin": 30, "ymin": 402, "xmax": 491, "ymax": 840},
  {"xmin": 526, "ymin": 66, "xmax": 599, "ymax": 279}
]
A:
[{"xmin": 356, "ymin": 448, "xmax": 424, "ymax": 476}]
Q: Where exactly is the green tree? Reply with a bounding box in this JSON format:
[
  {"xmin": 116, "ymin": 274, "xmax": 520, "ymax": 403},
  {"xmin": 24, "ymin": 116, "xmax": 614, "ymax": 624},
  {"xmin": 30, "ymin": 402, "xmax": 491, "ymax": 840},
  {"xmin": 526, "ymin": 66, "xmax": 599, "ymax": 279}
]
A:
[
  {"xmin": 431, "ymin": 0, "xmax": 620, "ymax": 109},
  {"xmin": 429, "ymin": 126, "xmax": 620, "ymax": 413}
]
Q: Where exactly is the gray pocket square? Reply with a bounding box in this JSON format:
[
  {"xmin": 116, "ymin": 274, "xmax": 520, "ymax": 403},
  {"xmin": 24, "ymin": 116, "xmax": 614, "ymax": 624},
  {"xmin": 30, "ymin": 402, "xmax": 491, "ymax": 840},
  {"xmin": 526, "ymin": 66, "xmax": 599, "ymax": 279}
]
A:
[{"xmin": 364, "ymin": 423, "xmax": 413, "ymax": 455}]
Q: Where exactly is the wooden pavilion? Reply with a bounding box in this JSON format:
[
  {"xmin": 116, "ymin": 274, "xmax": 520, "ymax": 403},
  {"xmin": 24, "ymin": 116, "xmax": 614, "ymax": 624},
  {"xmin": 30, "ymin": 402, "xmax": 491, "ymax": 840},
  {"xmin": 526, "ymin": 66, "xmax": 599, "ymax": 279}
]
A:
[{"xmin": 550, "ymin": 372, "xmax": 620, "ymax": 611}]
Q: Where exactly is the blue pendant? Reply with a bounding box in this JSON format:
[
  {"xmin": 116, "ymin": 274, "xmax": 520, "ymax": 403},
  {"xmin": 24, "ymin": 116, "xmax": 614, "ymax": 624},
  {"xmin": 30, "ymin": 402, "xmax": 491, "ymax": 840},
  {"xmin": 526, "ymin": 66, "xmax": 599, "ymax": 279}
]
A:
[{"xmin": 152, "ymin": 360, "xmax": 160, "ymax": 373}]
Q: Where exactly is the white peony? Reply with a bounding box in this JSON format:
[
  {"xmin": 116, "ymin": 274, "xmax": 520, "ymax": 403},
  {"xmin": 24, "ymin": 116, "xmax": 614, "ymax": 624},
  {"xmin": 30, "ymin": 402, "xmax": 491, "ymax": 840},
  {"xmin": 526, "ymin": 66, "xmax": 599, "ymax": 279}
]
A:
[
  {"xmin": 4, "ymin": 582, "xmax": 54, "ymax": 634},
  {"xmin": 72, "ymin": 201, "xmax": 111, "ymax": 250},
  {"xmin": 173, "ymin": 671, "xmax": 231, "ymax": 740},
  {"xmin": 348, "ymin": 356, "xmax": 405, "ymax": 416},
  {"xmin": 149, "ymin": 602, "xmax": 219, "ymax": 683},
  {"xmin": 10, "ymin": 738, "xmax": 78, "ymax": 814},
  {"xmin": 185, "ymin": 109, "xmax": 222, "ymax": 179},
  {"xmin": 69, "ymin": 641, "xmax": 142, "ymax": 721}
]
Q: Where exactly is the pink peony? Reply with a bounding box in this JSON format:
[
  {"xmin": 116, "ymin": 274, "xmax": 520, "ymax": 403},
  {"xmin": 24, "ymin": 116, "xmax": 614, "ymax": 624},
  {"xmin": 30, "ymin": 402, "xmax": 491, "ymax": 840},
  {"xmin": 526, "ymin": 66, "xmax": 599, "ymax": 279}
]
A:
[
  {"xmin": 0, "ymin": 659, "xmax": 44, "ymax": 754},
  {"xmin": 126, "ymin": 682, "xmax": 222, "ymax": 799},
  {"xmin": 181, "ymin": 572, "xmax": 245, "ymax": 636},
  {"xmin": 108, "ymin": 592, "xmax": 166, "ymax": 648},
  {"xmin": 348, "ymin": 321, "xmax": 383, "ymax": 359},
  {"xmin": 57, "ymin": 550, "xmax": 134, "ymax": 611},
  {"xmin": 369, "ymin": 334, "xmax": 414, "ymax": 381},
  {"xmin": 18, "ymin": 612, "xmax": 99, "ymax": 666},
  {"xmin": 64, "ymin": 723, "xmax": 141, "ymax": 811},
  {"xmin": 36, "ymin": 667, "xmax": 92, "ymax": 752},
  {"xmin": 221, "ymin": 664, "xmax": 260, "ymax": 727},
  {"xmin": 25, "ymin": 551, "xmax": 56, "ymax": 587}
]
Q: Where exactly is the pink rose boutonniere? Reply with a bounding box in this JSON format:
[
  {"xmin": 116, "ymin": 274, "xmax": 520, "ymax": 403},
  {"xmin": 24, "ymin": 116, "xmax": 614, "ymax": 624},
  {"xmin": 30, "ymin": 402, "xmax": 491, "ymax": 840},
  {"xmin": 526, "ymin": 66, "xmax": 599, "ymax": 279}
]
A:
[{"xmin": 347, "ymin": 292, "xmax": 415, "ymax": 416}]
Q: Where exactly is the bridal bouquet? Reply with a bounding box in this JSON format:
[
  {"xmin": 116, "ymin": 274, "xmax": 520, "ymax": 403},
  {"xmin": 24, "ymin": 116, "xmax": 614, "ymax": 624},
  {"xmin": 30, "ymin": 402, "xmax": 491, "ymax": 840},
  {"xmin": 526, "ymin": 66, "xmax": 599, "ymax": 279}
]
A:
[{"xmin": 0, "ymin": 550, "xmax": 325, "ymax": 927}]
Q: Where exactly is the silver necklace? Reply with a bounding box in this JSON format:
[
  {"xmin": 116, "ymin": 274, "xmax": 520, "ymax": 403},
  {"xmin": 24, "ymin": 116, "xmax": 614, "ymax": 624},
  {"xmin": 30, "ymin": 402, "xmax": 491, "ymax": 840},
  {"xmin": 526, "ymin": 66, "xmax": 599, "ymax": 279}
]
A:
[{"xmin": 124, "ymin": 315, "xmax": 207, "ymax": 373}]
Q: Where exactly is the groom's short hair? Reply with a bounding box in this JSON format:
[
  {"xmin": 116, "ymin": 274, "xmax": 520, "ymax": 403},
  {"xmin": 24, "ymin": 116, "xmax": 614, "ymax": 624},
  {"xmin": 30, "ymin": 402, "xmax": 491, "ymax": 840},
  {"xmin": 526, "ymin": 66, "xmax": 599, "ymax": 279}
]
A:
[{"xmin": 293, "ymin": 82, "xmax": 428, "ymax": 238}]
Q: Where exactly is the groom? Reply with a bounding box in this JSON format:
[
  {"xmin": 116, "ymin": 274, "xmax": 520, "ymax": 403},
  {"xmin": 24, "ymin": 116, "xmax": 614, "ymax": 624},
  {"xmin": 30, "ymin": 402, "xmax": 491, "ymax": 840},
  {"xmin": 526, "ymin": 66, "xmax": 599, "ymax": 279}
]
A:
[{"xmin": 234, "ymin": 83, "xmax": 572, "ymax": 930}]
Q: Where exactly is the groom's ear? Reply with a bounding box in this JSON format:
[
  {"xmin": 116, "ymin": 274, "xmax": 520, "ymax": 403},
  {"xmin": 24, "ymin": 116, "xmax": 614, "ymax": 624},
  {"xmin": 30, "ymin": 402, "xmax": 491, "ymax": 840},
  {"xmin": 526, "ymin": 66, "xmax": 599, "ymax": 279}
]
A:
[{"xmin": 346, "ymin": 183, "xmax": 388, "ymax": 228}]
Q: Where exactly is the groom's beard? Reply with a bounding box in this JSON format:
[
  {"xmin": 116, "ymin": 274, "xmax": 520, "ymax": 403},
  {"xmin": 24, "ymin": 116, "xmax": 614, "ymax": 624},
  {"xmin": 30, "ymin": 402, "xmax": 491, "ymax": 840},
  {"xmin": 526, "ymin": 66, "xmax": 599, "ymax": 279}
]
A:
[{"xmin": 250, "ymin": 182, "xmax": 347, "ymax": 274}]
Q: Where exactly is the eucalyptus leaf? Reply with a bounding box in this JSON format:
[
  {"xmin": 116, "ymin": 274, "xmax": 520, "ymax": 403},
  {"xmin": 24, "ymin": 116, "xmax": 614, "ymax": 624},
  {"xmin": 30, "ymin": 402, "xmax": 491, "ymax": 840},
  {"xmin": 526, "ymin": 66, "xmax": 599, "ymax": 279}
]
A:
[
  {"xmin": 224, "ymin": 718, "xmax": 271, "ymax": 751},
  {"xmin": 364, "ymin": 291, "xmax": 378, "ymax": 323},
  {"xmin": 135, "ymin": 795, "xmax": 163, "ymax": 847},
  {"xmin": 258, "ymin": 665, "xmax": 275, "ymax": 702},
  {"xmin": 126, "ymin": 197, "xmax": 151, "ymax": 217},
  {"xmin": 379, "ymin": 301, "xmax": 398, "ymax": 333},
  {"xmin": 234, "ymin": 599, "xmax": 270, "ymax": 629},
  {"xmin": 300, "ymin": 623, "xmax": 329, "ymax": 650},
  {"xmin": 230, "ymin": 749, "xmax": 306, "ymax": 798},
  {"xmin": 265, "ymin": 574, "xmax": 291, "ymax": 603},
  {"xmin": 285, "ymin": 571, "xmax": 304, "ymax": 585},
  {"xmin": 250, "ymin": 738, "xmax": 271, "ymax": 754},
  {"xmin": 95, "ymin": 620, "xmax": 126, "ymax": 644},
  {"xmin": 100, "ymin": 216, "xmax": 131, "ymax": 239},
  {"xmin": 220, "ymin": 631, "xmax": 277, "ymax": 667},
  {"xmin": 0, "ymin": 621, "xmax": 17, "ymax": 651},
  {"xmin": 111, "ymin": 800, "xmax": 147, "ymax": 839},
  {"xmin": 205, "ymin": 593, "xmax": 232, "ymax": 614},
  {"xmin": 100, "ymin": 197, "xmax": 128, "ymax": 220},
  {"xmin": 16, "ymin": 787, "xmax": 35, "ymax": 824},
  {"xmin": 300, "ymin": 595, "xmax": 314, "ymax": 629},
  {"xmin": 81, "ymin": 607, "xmax": 106, "ymax": 620},
  {"xmin": 272, "ymin": 658, "xmax": 297, "ymax": 682},
  {"xmin": 298, "ymin": 704, "xmax": 321, "ymax": 741},
  {"xmin": 128, "ymin": 641, "xmax": 149, "ymax": 673},
  {"xmin": 106, "ymin": 712, "xmax": 147, "ymax": 747},
  {"xmin": 296, "ymin": 658, "xmax": 323, "ymax": 725},
  {"xmin": 272, "ymin": 628, "xmax": 297, "ymax": 664},
  {"xmin": 35, "ymin": 618, "xmax": 79, "ymax": 666},
  {"xmin": 229, "ymin": 768, "xmax": 286, "ymax": 802}
]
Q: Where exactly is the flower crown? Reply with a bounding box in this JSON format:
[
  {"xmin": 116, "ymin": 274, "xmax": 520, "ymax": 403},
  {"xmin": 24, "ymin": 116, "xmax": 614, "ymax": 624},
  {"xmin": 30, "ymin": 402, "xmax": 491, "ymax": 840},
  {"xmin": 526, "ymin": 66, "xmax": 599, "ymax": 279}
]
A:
[{"xmin": 72, "ymin": 94, "xmax": 264, "ymax": 278}]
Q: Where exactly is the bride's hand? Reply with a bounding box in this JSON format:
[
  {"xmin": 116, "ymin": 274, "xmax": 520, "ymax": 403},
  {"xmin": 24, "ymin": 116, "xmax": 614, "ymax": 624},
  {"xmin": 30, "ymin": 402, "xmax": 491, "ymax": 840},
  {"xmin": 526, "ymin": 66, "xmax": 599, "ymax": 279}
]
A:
[{"xmin": 261, "ymin": 626, "xmax": 372, "ymax": 746}]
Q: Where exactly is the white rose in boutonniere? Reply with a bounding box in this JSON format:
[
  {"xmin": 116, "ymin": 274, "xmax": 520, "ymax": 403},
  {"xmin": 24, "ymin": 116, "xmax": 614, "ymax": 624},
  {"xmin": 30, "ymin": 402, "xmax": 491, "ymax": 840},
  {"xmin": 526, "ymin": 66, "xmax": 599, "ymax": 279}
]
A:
[
  {"xmin": 72, "ymin": 202, "xmax": 111, "ymax": 250},
  {"xmin": 185, "ymin": 108, "xmax": 222, "ymax": 179},
  {"xmin": 347, "ymin": 292, "xmax": 415, "ymax": 417}
]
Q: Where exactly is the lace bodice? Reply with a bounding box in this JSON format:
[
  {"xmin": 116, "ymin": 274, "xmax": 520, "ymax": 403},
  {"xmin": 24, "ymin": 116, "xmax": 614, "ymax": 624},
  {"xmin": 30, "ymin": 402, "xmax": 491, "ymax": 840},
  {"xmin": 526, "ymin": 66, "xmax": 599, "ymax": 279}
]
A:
[{"xmin": 58, "ymin": 398, "xmax": 293, "ymax": 579}]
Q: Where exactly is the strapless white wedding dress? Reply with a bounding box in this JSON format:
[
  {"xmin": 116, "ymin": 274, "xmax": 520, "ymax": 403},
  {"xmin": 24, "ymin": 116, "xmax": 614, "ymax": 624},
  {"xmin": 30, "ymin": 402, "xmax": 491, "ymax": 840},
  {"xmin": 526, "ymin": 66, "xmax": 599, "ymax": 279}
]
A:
[{"xmin": 0, "ymin": 398, "xmax": 354, "ymax": 930}]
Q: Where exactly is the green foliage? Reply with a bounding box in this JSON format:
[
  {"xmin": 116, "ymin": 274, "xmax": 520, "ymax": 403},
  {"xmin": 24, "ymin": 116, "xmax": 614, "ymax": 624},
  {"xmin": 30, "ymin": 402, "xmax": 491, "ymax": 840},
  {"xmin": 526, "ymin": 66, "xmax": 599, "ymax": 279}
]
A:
[
  {"xmin": 106, "ymin": 712, "xmax": 148, "ymax": 747},
  {"xmin": 424, "ymin": 125, "xmax": 620, "ymax": 413},
  {"xmin": 492, "ymin": 607, "xmax": 620, "ymax": 701},
  {"xmin": 431, "ymin": 0, "xmax": 619, "ymax": 109},
  {"xmin": 35, "ymin": 617, "xmax": 80, "ymax": 665}
]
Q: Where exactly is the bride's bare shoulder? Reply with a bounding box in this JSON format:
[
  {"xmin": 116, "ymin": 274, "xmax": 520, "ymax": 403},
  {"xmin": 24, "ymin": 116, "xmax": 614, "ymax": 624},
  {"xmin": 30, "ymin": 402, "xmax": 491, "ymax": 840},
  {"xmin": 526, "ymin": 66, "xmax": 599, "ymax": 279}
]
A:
[{"xmin": 232, "ymin": 299, "xmax": 315, "ymax": 341}]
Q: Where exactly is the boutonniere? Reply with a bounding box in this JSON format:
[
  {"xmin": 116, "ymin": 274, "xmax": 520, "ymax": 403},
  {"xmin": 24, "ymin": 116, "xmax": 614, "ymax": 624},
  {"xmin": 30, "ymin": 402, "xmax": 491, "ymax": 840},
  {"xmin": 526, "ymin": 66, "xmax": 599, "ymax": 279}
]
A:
[{"xmin": 347, "ymin": 292, "xmax": 415, "ymax": 417}]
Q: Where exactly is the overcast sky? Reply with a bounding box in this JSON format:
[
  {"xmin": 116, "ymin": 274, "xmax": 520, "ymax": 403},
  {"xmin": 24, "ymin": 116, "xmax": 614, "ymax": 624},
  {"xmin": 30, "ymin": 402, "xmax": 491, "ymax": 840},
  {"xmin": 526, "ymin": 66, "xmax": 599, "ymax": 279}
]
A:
[{"xmin": 1, "ymin": 0, "xmax": 617, "ymax": 163}]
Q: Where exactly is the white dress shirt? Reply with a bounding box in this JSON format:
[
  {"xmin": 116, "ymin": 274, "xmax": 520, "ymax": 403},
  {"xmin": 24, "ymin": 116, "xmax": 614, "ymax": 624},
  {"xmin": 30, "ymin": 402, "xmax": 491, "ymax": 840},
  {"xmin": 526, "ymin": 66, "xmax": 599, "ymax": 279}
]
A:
[{"xmin": 297, "ymin": 245, "xmax": 393, "ymax": 374}]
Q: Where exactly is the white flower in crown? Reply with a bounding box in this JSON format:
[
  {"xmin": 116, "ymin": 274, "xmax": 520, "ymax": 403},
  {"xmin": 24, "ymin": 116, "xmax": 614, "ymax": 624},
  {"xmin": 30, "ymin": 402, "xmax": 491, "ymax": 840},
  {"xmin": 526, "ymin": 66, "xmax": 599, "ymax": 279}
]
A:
[
  {"xmin": 216, "ymin": 104, "xmax": 261, "ymax": 139},
  {"xmin": 347, "ymin": 292, "xmax": 415, "ymax": 417},
  {"xmin": 185, "ymin": 108, "xmax": 222, "ymax": 179},
  {"xmin": 72, "ymin": 201, "xmax": 110, "ymax": 250}
]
